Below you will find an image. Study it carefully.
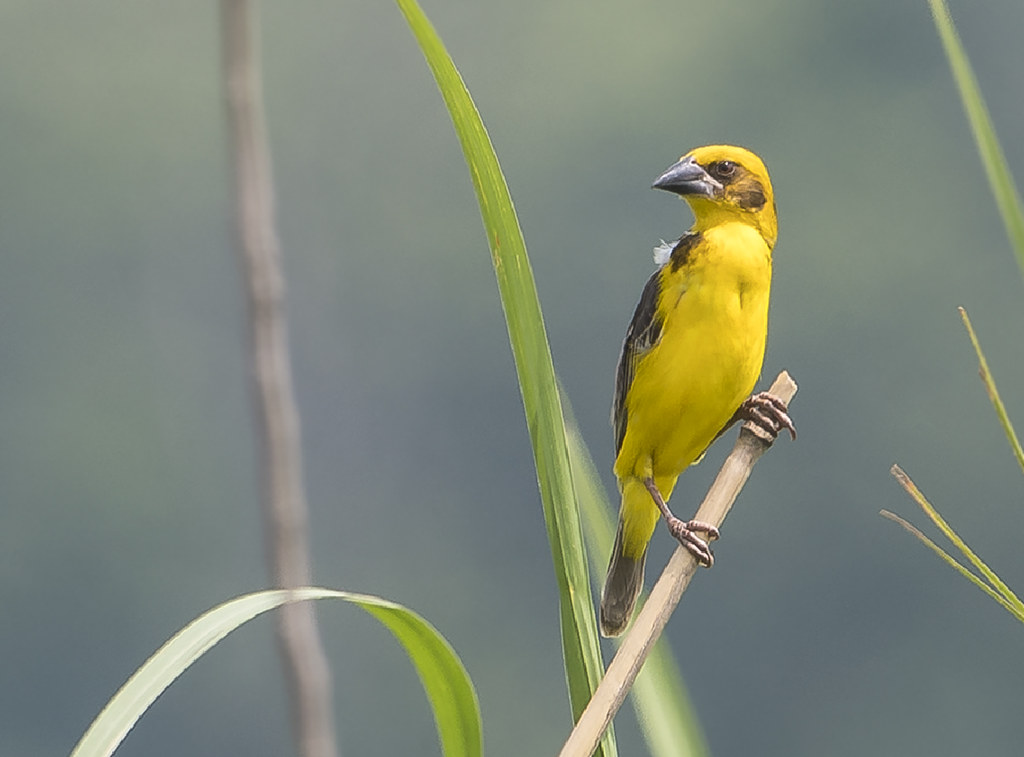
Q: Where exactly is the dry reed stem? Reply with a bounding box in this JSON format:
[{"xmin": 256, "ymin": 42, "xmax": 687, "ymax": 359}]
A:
[
  {"xmin": 559, "ymin": 371, "xmax": 798, "ymax": 757},
  {"xmin": 221, "ymin": 3, "xmax": 338, "ymax": 756}
]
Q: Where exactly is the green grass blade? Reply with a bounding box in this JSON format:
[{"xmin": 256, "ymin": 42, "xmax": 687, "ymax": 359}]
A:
[
  {"xmin": 890, "ymin": 466, "xmax": 1024, "ymax": 618},
  {"xmin": 71, "ymin": 589, "xmax": 482, "ymax": 757},
  {"xmin": 958, "ymin": 308, "xmax": 1024, "ymax": 476},
  {"xmin": 564, "ymin": 398, "xmax": 710, "ymax": 757},
  {"xmin": 349, "ymin": 593, "xmax": 483, "ymax": 757},
  {"xmin": 393, "ymin": 2, "xmax": 612, "ymax": 752},
  {"xmin": 927, "ymin": 0, "xmax": 1024, "ymax": 279},
  {"xmin": 880, "ymin": 510, "xmax": 1024, "ymax": 622}
]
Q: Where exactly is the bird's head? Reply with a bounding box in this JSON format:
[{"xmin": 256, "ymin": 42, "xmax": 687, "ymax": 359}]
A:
[{"xmin": 652, "ymin": 145, "xmax": 777, "ymax": 247}]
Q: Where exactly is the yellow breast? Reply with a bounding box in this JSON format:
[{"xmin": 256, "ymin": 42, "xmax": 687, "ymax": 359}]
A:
[{"xmin": 615, "ymin": 223, "xmax": 772, "ymax": 480}]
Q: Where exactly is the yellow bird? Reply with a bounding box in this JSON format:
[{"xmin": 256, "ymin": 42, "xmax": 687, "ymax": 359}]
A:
[{"xmin": 600, "ymin": 145, "xmax": 795, "ymax": 637}]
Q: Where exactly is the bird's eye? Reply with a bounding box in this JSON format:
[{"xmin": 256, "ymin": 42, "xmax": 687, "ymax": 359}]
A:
[{"xmin": 712, "ymin": 161, "xmax": 737, "ymax": 179}]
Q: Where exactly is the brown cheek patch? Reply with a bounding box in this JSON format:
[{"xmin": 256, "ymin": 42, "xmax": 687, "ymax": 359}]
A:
[{"xmin": 731, "ymin": 177, "xmax": 767, "ymax": 211}]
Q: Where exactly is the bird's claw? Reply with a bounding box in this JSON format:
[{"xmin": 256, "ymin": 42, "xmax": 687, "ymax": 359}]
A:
[
  {"xmin": 667, "ymin": 517, "xmax": 719, "ymax": 567},
  {"xmin": 738, "ymin": 392, "xmax": 796, "ymax": 443}
]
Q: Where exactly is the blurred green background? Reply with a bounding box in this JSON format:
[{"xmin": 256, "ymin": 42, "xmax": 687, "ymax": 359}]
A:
[{"xmin": 3, "ymin": 1, "xmax": 1024, "ymax": 755}]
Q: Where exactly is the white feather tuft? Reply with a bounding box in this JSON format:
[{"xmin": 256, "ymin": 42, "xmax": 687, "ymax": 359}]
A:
[{"xmin": 653, "ymin": 239, "xmax": 675, "ymax": 267}]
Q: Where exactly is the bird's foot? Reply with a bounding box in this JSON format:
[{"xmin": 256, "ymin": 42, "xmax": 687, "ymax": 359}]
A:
[
  {"xmin": 737, "ymin": 392, "xmax": 797, "ymax": 444},
  {"xmin": 666, "ymin": 517, "xmax": 719, "ymax": 567}
]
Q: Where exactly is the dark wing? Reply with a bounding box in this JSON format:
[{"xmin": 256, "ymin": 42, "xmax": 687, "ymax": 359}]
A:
[{"xmin": 612, "ymin": 269, "xmax": 664, "ymax": 454}]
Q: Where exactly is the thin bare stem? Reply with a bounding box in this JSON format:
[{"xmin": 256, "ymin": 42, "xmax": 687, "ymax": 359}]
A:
[
  {"xmin": 958, "ymin": 307, "xmax": 1024, "ymax": 476},
  {"xmin": 559, "ymin": 371, "xmax": 798, "ymax": 757},
  {"xmin": 220, "ymin": 3, "xmax": 338, "ymax": 757}
]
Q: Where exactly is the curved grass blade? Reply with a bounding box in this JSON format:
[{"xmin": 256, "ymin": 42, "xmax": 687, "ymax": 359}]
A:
[
  {"xmin": 71, "ymin": 589, "xmax": 481, "ymax": 757},
  {"xmin": 958, "ymin": 308, "xmax": 1024, "ymax": 476},
  {"xmin": 563, "ymin": 396, "xmax": 709, "ymax": 757},
  {"xmin": 393, "ymin": 2, "xmax": 612, "ymax": 753},
  {"xmin": 927, "ymin": 0, "xmax": 1024, "ymax": 279}
]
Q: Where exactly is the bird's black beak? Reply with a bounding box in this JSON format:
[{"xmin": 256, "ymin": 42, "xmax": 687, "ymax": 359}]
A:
[{"xmin": 652, "ymin": 155, "xmax": 722, "ymax": 199}]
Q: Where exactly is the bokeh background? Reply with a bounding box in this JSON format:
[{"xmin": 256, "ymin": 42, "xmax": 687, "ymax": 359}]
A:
[{"xmin": 3, "ymin": 1, "xmax": 1024, "ymax": 755}]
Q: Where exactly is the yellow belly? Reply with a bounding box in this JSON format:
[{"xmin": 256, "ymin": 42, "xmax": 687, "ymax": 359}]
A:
[{"xmin": 614, "ymin": 223, "xmax": 771, "ymax": 484}]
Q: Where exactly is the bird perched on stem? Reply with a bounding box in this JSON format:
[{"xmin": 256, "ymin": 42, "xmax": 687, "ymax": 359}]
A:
[{"xmin": 599, "ymin": 145, "xmax": 795, "ymax": 637}]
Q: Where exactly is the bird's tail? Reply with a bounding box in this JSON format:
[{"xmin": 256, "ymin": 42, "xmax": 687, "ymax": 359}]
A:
[{"xmin": 599, "ymin": 519, "xmax": 647, "ymax": 637}]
